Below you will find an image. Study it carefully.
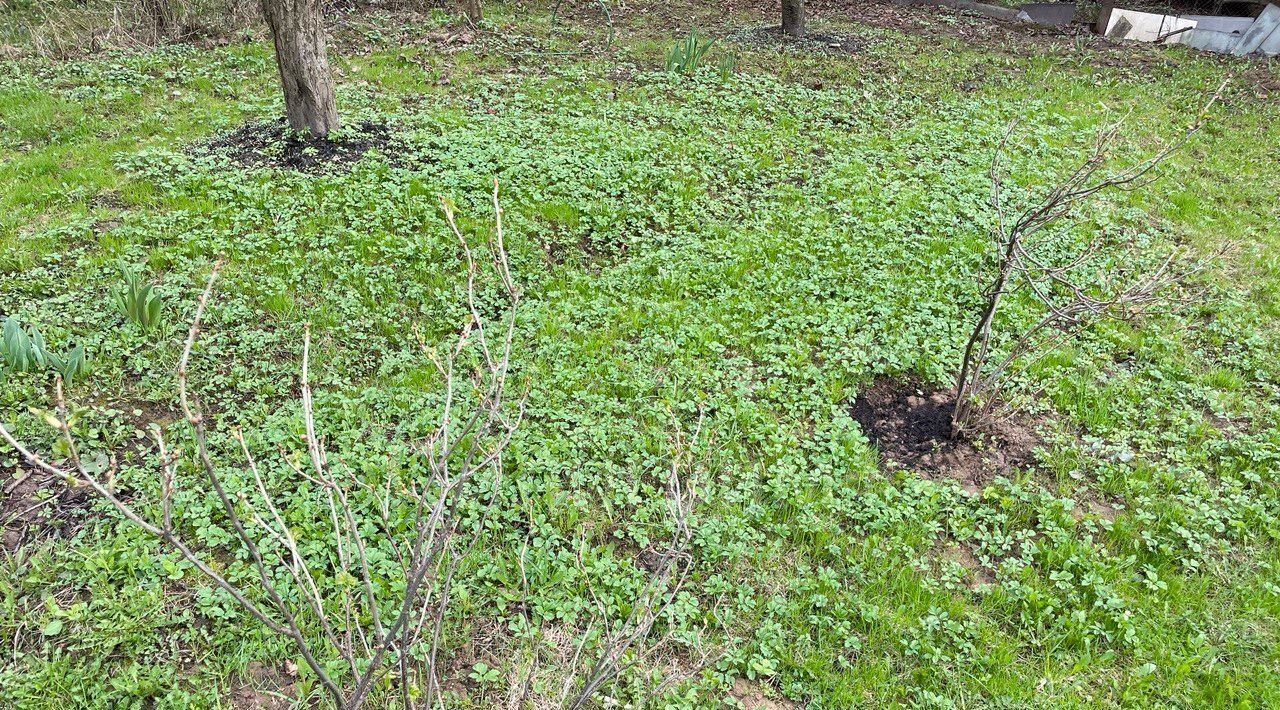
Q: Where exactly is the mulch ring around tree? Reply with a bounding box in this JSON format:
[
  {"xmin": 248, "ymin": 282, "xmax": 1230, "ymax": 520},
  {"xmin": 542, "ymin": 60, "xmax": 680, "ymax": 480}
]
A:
[
  {"xmin": 203, "ymin": 119, "xmax": 411, "ymax": 174},
  {"xmin": 728, "ymin": 24, "xmax": 868, "ymax": 54},
  {"xmin": 850, "ymin": 377, "xmax": 1039, "ymax": 490},
  {"xmin": 2, "ymin": 467, "xmax": 94, "ymax": 553}
]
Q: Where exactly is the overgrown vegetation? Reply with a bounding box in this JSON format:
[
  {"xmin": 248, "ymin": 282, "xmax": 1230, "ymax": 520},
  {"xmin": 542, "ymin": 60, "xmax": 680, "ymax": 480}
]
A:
[{"xmin": 1, "ymin": 0, "xmax": 1279, "ymax": 707}]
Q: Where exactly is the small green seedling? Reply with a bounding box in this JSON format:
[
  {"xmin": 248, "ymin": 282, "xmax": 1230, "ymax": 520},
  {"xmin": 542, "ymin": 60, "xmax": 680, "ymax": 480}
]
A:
[
  {"xmin": 667, "ymin": 29, "xmax": 715, "ymax": 75},
  {"xmin": 111, "ymin": 261, "xmax": 165, "ymax": 331},
  {"xmin": 468, "ymin": 662, "xmax": 500, "ymax": 686}
]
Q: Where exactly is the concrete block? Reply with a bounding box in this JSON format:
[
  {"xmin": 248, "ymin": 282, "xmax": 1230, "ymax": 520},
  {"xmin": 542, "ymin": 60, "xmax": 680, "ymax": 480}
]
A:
[
  {"xmin": 1105, "ymin": 8, "xmax": 1197, "ymax": 43},
  {"xmin": 1232, "ymin": 3, "xmax": 1280, "ymax": 55},
  {"xmin": 1016, "ymin": 2, "xmax": 1076, "ymax": 26},
  {"xmin": 1182, "ymin": 28, "xmax": 1243, "ymax": 52},
  {"xmin": 1178, "ymin": 15, "xmax": 1253, "ymax": 34}
]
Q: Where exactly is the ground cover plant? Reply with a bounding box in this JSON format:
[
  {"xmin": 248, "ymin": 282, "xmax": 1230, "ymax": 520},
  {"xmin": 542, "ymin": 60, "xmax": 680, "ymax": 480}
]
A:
[{"xmin": 2, "ymin": 0, "xmax": 1280, "ymax": 707}]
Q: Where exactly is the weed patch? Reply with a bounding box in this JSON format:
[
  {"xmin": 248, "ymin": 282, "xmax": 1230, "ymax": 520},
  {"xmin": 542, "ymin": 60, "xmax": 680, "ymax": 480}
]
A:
[{"xmin": 1, "ymin": 0, "xmax": 1279, "ymax": 706}]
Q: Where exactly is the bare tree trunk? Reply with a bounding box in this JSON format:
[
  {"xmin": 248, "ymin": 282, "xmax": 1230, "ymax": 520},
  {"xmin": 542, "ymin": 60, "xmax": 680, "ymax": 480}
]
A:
[
  {"xmin": 460, "ymin": 0, "xmax": 482, "ymax": 25},
  {"xmin": 782, "ymin": 0, "xmax": 805, "ymax": 37},
  {"xmin": 260, "ymin": 0, "xmax": 338, "ymax": 138}
]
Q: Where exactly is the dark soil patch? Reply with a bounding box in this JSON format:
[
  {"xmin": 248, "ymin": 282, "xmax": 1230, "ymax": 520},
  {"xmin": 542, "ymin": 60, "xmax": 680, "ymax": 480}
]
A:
[
  {"xmin": 850, "ymin": 377, "xmax": 1039, "ymax": 488},
  {"xmin": 2, "ymin": 467, "xmax": 93, "ymax": 553},
  {"xmin": 204, "ymin": 119, "xmax": 409, "ymax": 174}
]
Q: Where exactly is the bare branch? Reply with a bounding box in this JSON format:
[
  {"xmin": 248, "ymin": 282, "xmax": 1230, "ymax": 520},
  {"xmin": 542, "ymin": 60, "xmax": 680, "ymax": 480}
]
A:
[
  {"xmin": 1, "ymin": 187, "xmax": 529, "ymax": 710},
  {"xmin": 952, "ymin": 83, "xmax": 1230, "ymax": 437}
]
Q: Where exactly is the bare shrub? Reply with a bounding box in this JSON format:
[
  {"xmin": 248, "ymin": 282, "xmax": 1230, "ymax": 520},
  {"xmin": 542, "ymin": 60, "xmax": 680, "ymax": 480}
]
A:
[
  {"xmin": 1, "ymin": 182, "xmax": 524, "ymax": 708},
  {"xmin": 17, "ymin": 0, "xmax": 260, "ymax": 58},
  {"xmin": 563, "ymin": 409, "xmax": 721, "ymax": 709},
  {"xmin": 951, "ymin": 85, "xmax": 1230, "ymax": 437}
]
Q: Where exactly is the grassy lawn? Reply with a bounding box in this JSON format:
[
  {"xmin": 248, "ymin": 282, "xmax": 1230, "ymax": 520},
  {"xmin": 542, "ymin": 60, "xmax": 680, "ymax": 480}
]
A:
[{"xmin": 2, "ymin": 0, "xmax": 1280, "ymax": 706}]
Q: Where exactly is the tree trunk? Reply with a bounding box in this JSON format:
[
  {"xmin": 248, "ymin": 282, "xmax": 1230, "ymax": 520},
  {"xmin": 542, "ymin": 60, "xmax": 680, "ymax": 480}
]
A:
[
  {"xmin": 781, "ymin": 0, "xmax": 805, "ymax": 37},
  {"xmin": 260, "ymin": 0, "xmax": 339, "ymax": 138},
  {"xmin": 461, "ymin": 0, "xmax": 483, "ymax": 25}
]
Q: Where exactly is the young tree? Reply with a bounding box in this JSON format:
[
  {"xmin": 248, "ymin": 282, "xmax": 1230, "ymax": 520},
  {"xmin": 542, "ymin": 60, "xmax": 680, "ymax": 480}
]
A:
[
  {"xmin": 951, "ymin": 88, "xmax": 1227, "ymax": 437},
  {"xmin": 782, "ymin": 0, "xmax": 805, "ymax": 37},
  {"xmin": 261, "ymin": 0, "xmax": 339, "ymax": 138}
]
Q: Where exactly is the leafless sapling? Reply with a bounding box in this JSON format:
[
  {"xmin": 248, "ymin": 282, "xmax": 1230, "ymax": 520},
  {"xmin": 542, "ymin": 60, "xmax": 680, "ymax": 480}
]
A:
[
  {"xmin": 0, "ymin": 182, "xmax": 525, "ymax": 709},
  {"xmin": 561, "ymin": 409, "xmax": 723, "ymax": 709},
  {"xmin": 951, "ymin": 86, "xmax": 1229, "ymax": 437}
]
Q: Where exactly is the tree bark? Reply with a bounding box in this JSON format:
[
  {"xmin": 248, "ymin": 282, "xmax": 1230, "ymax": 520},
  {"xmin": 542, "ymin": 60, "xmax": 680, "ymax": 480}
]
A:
[
  {"xmin": 260, "ymin": 0, "xmax": 339, "ymax": 138},
  {"xmin": 460, "ymin": 0, "xmax": 483, "ymax": 25},
  {"xmin": 782, "ymin": 0, "xmax": 805, "ymax": 37}
]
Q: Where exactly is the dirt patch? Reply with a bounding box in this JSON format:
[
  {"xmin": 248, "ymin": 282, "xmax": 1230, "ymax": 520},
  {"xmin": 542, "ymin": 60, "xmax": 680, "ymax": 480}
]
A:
[
  {"xmin": 850, "ymin": 377, "xmax": 1039, "ymax": 488},
  {"xmin": 731, "ymin": 679, "xmax": 799, "ymax": 709},
  {"xmin": 2, "ymin": 467, "xmax": 93, "ymax": 553},
  {"xmin": 1073, "ymin": 496, "xmax": 1119, "ymax": 522},
  {"xmin": 229, "ymin": 661, "xmax": 298, "ymax": 709},
  {"xmin": 943, "ymin": 541, "xmax": 995, "ymax": 589},
  {"xmin": 203, "ymin": 119, "xmax": 409, "ymax": 174},
  {"xmin": 729, "ymin": 24, "xmax": 868, "ymax": 54}
]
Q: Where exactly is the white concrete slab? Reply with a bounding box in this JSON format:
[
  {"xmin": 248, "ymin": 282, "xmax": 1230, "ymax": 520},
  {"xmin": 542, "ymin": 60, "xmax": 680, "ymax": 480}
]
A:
[
  {"xmin": 1178, "ymin": 14, "xmax": 1253, "ymax": 34},
  {"xmin": 1231, "ymin": 3, "xmax": 1280, "ymax": 56},
  {"xmin": 1181, "ymin": 28, "xmax": 1243, "ymax": 52},
  {"xmin": 1105, "ymin": 8, "xmax": 1197, "ymax": 43},
  {"xmin": 1016, "ymin": 2, "xmax": 1076, "ymax": 26},
  {"xmin": 1259, "ymin": 19, "xmax": 1280, "ymax": 54}
]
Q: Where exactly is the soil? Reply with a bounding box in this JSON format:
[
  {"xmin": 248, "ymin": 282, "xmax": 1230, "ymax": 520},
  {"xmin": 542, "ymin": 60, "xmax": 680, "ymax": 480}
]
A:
[
  {"xmin": 2, "ymin": 466, "xmax": 93, "ymax": 553},
  {"xmin": 1072, "ymin": 496, "xmax": 1119, "ymax": 522},
  {"xmin": 228, "ymin": 661, "xmax": 298, "ymax": 709},
  {"xmin": 203, "ymin": 119, "xmax": 409, "ymax": 174},
  {"xmin": 849, "ymin": 377, "xmax": 1039, "ymax": 488},
  {"xmin": 943, "ymin": 540, "xmax": 996, "ymax": 589},
  {"xmin": 730, "ymin": 679, "xmax": 799, "ymax": 709}
]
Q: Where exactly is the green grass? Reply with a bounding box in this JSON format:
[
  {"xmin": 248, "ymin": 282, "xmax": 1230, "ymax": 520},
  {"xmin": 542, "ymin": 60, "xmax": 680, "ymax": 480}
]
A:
[{"xmin": 2, "ymin": 1, "xmax": 1280, "ymax": 707}]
